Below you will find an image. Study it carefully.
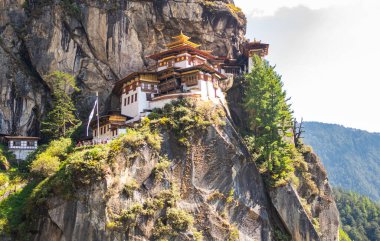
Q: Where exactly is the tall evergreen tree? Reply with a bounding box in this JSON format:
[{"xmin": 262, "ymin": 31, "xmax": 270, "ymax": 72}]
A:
[
  {"xmin": 41, "ymin": 71, "xmax": 81, "ymax": 140},
  {"xmin": 243, "ymin": 55, "xmax": 294, "ymax": 183}
]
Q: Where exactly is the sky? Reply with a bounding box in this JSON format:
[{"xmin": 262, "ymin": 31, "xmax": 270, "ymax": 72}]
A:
[{"xmin": 234, "ymin": 0, "xmax": 380, "ymax": 132}]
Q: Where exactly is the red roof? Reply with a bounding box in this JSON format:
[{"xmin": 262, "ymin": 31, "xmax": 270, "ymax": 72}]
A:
[
  {"xmin": 177, "ymin": 64, "xmax": 227, "ymax": 79},
  {"xmin": 243, "ymin": 41, "xmax": 269, "ymax": 57},
  {"xmin": 112, "ymin": 71, "xmax": 156, "ymax": 95},
  {"xmin": 148, "ymin": 45, "xmax": 217, "ymax": 61}
]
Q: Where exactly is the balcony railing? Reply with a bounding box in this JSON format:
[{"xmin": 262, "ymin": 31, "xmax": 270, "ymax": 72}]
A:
[{"xmin": 158, "ymin": 79, "xmax": 179, "ymax": 93}]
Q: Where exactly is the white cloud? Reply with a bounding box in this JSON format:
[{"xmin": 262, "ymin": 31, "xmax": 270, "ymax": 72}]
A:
[
  {"xmin": 234, "ymin": 0, "xmax": 375, "ymax": 17},
  {"xmin": 240, "ymin": 2, "xmax": 380, "ymax": 132}
]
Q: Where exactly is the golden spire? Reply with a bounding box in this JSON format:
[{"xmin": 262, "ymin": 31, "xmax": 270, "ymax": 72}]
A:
[{"xmin": 165, "ymin": 32, "xmax": 201, "ymax": 49}]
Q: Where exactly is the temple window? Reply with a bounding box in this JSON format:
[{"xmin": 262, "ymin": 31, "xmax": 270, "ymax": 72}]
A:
[
  {"xmin": 131, "ymin": 96, "xmax": 134, "ymax": 103},
  {"xmin": 135, "ymin": 93, "xmax": 138, "ymax": 101},
  {"xmin": 128, "ymin": 96, "xmax": 130, "ymax": 105},
  {"xmin": 124, "ymin": 98, "xmax": 127, "ymax": 106},
  {"xmin": 27, "ymin": 141, "xmax": 34, "ymax": 147},
  {"xmin": 14, "ymin": 141, "xmax": 21, "ymax": 146}
]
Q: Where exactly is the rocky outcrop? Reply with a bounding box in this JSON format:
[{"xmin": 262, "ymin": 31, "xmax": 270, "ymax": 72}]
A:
[
  {"xmin": 29, "ymin": 121, "xmax": 284, "ymax": 241},
  {"xmin": 1, "ymin": 1, "xmax": 341, "ymax": 241},
  {"xmin": 0, "ymin": 0, "xmax": 246, "ymax": 135},
  {"xmin": 24, "ymin": 120, "xmax": 340, "ymax": 241},
  {"xmin": 0, "ymin": 3, "xmax": 48, "ymax": 135},
  {"xmin": 267, "ymin": 150, "xmax": 340, "ymax": 241}
]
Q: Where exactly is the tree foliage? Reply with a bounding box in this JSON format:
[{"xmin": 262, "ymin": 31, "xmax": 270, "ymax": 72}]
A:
[
  {"xmin": 0, "ymin": 145, "xmax": 14, "ymax": 170},
  {"xmin": 334, "ymin": 188, "xmax": 380, "ymax": 241},
  {"xmin": 30, "ymin": 138, "xmax": 73, "ymax": 178},
  {"xmin": 41, "ymin": 71, "xmax": 81, "ymax": 140},
  {"xmin": 243, "ymin": 55, "xmax": 294, "ymax": 184}
]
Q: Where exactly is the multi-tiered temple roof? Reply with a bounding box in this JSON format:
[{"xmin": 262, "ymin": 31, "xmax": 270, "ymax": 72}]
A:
[{"xmin": 93, "ymin": 33, "xmax": 270, "ymax": 141}]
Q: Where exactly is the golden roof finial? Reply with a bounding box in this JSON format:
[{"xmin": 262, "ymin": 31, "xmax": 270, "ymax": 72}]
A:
[{"xmin": 166, "ymin": 32, "xmax": 201, "ymax": 49}]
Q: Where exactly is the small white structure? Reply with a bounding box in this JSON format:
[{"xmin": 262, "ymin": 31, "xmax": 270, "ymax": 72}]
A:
[
  {"xmin": 5, "ymin": 136, "xmax": 39, "ymax": 160},
  {"xmin": 242, "ymin": 40, "xmax": 269, "ymax": 73}
]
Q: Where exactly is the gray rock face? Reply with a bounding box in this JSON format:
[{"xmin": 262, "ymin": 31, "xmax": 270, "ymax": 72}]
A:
[
  {"xmin": 0, "ymin": 0, "xmax": 246, "ymax": 135},
  {"xmin": 26, "ymin": 122, "xmax": 339, "ymax": 241},
  {"xmin": 1, "ymin": 2, "xmax": 340, "ymax": 241},
  {"xmin": 269, "ymin": 151, "xmax": 340, "ymax": 241},
  {"xmin": 29, "ymin": 122, "xmax": 282, "ymax": 241},
  {"xmin": 0, "ymin": 1, "xmax": 48, "ymax": 135}
]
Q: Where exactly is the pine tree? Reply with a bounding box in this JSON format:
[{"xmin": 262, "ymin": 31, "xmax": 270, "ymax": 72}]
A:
[
  {"xmin": 41, "ymin": 71, "xmax": 81, "ymax": 140},
  {"xmin": 243, "ymin": 55, "xmax": 294, "ymax": 183}
]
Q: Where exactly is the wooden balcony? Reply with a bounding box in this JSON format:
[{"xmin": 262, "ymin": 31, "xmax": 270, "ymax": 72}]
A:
[{"xmin": 158, "ymin": 79, "xmax": 179, "ymax": 93}]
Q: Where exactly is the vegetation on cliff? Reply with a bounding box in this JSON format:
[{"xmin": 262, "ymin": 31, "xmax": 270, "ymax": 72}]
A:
[
  {"xmin": 41, "ymin": 71, "xmax": 81, "ymax": 141},
  {"xmin": 0, "ymin": 100, "xmax": 228, "ymax": 240},
  {"xmin": 334, "ymin": 188, "xmax": 380, "ymax": 241},
  {"xmin": 0, "ymin": 145, "xmax": 14, "ymax": 170},
  {"xmin": 243, "ymin": 55, "xmax": 295, "ymax": 185}
]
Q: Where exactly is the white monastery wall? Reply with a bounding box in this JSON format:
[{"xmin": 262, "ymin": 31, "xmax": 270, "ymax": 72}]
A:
[{"xmin": 121, "ymin": 88, "xmax": 144, "ymax": 118}]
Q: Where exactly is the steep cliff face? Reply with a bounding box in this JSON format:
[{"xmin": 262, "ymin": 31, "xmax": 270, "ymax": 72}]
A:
[
  {"xmin": 0, "ymin": 1, "xmax": 341, "ymax": 240},
  {"xmin": 0, "ymin": 0, "xmax": 246, "ymax": 135},
  {"xmin": 28, "ymin": 121, "xmax": 284, "ymax": 241},
  {"xmin": 269, "ymin": 151, "xmax": 340, "ymax": 241},
  {"xmin": 22, "ymin": 118, "xmax": 339, "ymax": 241},
  {"xmin": 0, "ymin": 0, "xmax": 48, "ymax": 135}
]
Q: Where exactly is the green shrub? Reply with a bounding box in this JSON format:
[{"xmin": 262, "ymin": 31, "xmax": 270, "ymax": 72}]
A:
[
  {"xmin": 339, "ymin": 227, "xmax": 353, "ymax": 241},
  {"xmin": 153, "ymin": 159, "xmax": 171, "ymax": 182},
  {"xmin": 0, "ymin": 144, "xmax": 14, "ymax": 170},
  {"xmin": 0, "ymin": 181, "xmax": 38, "ymax": 235},
  {"xmin": 27, "ymin": 145, "xmax": 107, "ymax": 211},
  {"xmin": 30, "ymin": 153, "xmax": 60, "ymax": 177},
  {"xmin": 0, "ymin": 173, "xmax": 9, "ymax": 187},
  {"xmin": 123, "ymin": 179, "xmax": 139, "ymax": 197},
  {"xmin": 65, "ymin": 154, "xmax": 105, "ymax": 186},
  {"xmin": 108, "ymin": 128, "xmax": 162, "ymax": 159},
  {"xmin": 228, "ymin": 225, "xmax": 239, "ymax": 241},
  {"xmin": 153, "ymin": 218, "xmax": 175, "ymax": 238},
  {"xmin": 226, "ymin": 189, "xmax": 235, "ymax": 204},
  {"xmin": 149, "ymin": 99, "xmax": 225, "ymax": 146},
  {"xmin": 105, "ymin": 221, "xmax": 119, "ymax": 231},
  {"xmin": 226, "ymin": 3, "xmax": 242, "ymax": 13},
  {"xmin": 119, "ymin": 203, "xmax": 144, "ymax": 228},
  {"xmin": 193, "ymin": 230, "xmax": 204, "ymax": 241},
  {"xmin": 29, "ymin": 138, "xmax": 73, "ymax": 177},
  {"xmin": 166, "ymin": 208, "xmax": 194, "ymax": 231}
]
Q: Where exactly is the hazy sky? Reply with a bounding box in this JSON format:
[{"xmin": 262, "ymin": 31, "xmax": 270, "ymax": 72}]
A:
[{"xmin": 234, "ymin": 0, "xmax": 380, "ymax": 132}]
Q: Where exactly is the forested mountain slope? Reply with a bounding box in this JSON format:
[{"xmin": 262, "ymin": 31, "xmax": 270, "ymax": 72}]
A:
[
  {"xmin": 303, "ymin": 122, "xmax": 380, "ymax": 201},
  {"xmin": 334, "ymin": 188, "xmax": 380, "ymax": 241}
]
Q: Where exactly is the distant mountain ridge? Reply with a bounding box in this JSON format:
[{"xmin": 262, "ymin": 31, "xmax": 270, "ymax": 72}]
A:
[{"xmin": 302, "ymin": 121, "xmax": 380, "ymax": 201}]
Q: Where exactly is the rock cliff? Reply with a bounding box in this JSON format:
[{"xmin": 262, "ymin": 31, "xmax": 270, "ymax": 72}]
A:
[
  {"xmin": 21, "ymin": 116, "xmax": 339, "ymax": 241},
  {"xmin": 0, "ymin": 1, "xmax": 340, "ymax": 241},
  {"xmin": 0, "ymin": 0, "xmax": 246, "ymax": 135},
  {"xmin": 28, "ymin": 121, "xmax": 281, "ymax": 241}
]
